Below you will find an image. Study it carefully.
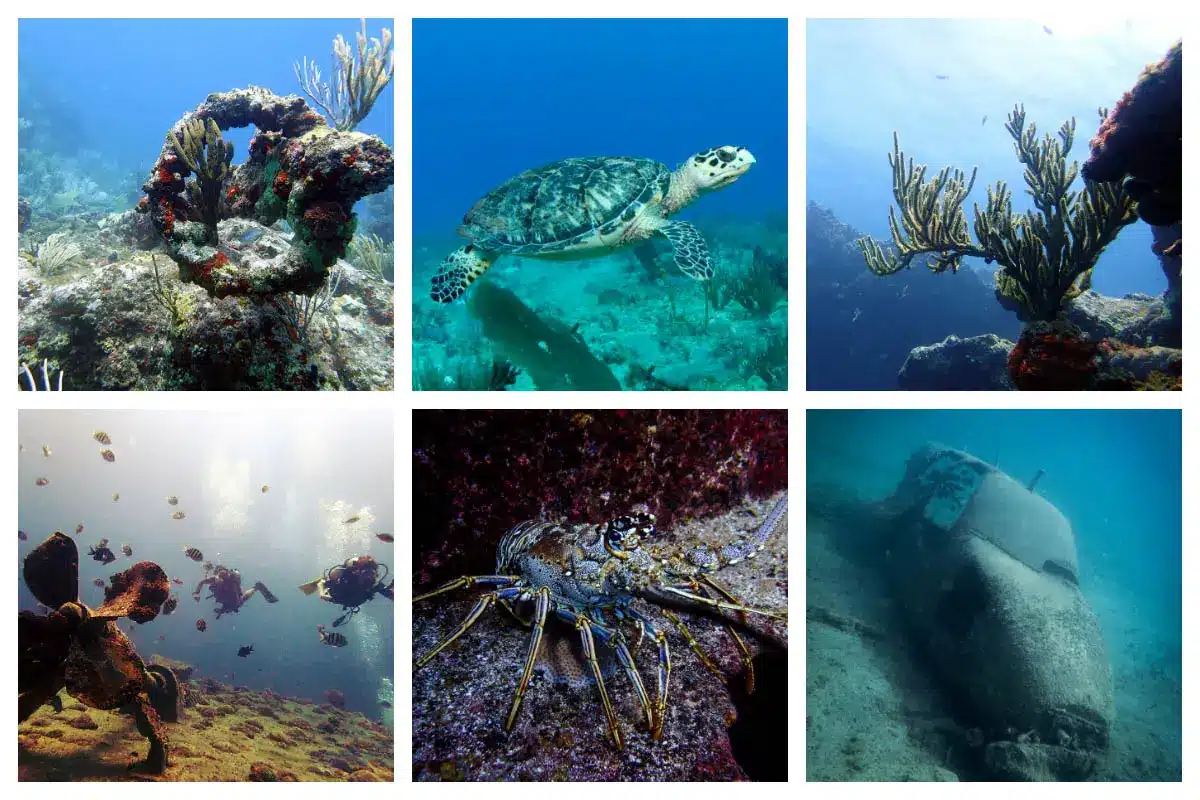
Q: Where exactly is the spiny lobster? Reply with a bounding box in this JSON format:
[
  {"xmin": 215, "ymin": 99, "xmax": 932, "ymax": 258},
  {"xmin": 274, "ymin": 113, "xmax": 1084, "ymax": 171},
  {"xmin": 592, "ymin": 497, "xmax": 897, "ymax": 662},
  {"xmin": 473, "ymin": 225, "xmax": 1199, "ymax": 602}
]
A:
[{"xmin": 413, "ymin": 493, "xmax": 787, "ymax": 750}]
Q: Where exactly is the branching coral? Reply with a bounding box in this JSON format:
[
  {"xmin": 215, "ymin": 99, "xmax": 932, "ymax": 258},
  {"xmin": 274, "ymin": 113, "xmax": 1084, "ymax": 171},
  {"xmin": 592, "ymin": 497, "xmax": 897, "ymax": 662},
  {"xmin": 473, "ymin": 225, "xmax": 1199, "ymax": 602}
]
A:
[
  {"xmin": 858, "ymin": 105, "xmax": 1138, "ymax": 322},
  {"xmin": 167, "ymin": 117, "xmax": 233, "ymax": 245},
  {"xmin": 349, "ymin": 232, "xmax": 393, "ymax": 282},
  {"xmin": 295, "ymin": 19, "xmax": 394, "ymax": 132},
  {"xmin": 34, "ymin": 232, "xmax": 83, "ymax": 275}
]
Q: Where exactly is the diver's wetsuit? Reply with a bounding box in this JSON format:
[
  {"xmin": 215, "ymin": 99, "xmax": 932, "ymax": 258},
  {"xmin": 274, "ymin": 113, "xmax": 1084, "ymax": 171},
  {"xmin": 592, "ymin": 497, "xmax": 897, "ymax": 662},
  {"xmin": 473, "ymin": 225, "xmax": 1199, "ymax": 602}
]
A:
[
  {"xmin": 318, "ymin": 557, "xmax": 394, "ymax": 625},
  {"xmin": 193, "ymin": 567, "xmax": 278, "ymax": 618}
]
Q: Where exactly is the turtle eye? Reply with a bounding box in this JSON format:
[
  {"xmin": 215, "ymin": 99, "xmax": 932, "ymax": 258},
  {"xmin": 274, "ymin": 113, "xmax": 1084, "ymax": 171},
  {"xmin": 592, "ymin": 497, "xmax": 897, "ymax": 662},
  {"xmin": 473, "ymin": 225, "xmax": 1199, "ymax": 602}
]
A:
[{"xmin": 717, "ymin": 149, "xmax": 735, "ymax": 163}]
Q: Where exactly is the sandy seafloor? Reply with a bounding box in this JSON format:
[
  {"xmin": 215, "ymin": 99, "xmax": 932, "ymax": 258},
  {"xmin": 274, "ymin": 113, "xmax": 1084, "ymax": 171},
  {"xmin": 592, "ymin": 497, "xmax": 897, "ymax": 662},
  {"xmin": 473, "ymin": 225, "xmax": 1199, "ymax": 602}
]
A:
[
  {"xmin": 806, "ymin": 506, "xmax": 1182, "ymax": 782},
  {"xmin": 18, "ymin": 667, "xmax": 394, "ymax": 782},
  {"xmin": 412, "ymin": 492, "xmax": 789, "ymax": 780}
]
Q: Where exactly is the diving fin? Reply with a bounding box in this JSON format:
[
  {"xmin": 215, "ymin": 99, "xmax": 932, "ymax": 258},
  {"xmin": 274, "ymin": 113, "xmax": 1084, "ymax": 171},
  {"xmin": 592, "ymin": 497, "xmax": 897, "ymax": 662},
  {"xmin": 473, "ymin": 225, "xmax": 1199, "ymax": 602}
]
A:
[
  {"xmin": 378, "ymin": 580, "xmax": 395, "ymax": 601},
  {"xmin": 297, "ymin": 579, "xmax": 321, "ymax": 597},
  {"xmin": 254, "ymin": 582, "xmax": 279, "ymax": 603}
]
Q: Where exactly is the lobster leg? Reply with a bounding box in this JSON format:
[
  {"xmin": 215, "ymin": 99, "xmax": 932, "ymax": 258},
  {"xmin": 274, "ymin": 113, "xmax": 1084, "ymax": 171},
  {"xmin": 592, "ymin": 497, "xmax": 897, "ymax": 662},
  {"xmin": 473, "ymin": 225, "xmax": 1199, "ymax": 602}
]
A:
[
  {"xmin": 698, "ymin": 575, "xmax": 757, "ymax": 694},
  {"xmin": 503, "ymin": 586, "xmax": 550, "ymax": 733},
  {"xmin": 662, "ymin": 609, "xmax": 727, "ymax": 686},
  {"xmin": 559, "ymin": 609, "xmax": 625, "ymax": 749},
  {"xmin": 590, "ymin": 612, "xmax": 654, "ymax": 733},
  {"xmin": 628, "ymin": 609, "xmax": 671, "ymax": 740},
  {"xmin": 413, "ymin": 575, "xmax": 519, "ymax": 603},
  {"xmin": 658, "ymin": 585, "xmax": 786, "ymax": 620},
  {"xmin": 414, "ymin": 592, "xmax": 500, "ymax": 668}
]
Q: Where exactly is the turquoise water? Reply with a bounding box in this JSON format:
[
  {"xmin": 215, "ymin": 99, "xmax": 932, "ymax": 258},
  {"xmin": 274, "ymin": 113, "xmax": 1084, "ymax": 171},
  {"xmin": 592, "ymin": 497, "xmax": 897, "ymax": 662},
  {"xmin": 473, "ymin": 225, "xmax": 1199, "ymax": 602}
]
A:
[
  {"xmin": 413, "ymin": 19, "xmax": 788, "ymax": 391},
  {"xmin": 807, "ymin": 409, "xmax": 1181, "ymax": 779}
]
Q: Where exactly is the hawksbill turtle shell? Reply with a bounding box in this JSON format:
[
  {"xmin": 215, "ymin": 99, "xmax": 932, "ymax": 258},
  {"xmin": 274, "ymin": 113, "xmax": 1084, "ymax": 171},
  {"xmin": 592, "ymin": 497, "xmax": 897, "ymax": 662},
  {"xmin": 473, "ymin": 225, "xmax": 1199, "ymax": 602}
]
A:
[{"xmin": 460, "ymin": 156, "xmax": 672, "ymax": 256}]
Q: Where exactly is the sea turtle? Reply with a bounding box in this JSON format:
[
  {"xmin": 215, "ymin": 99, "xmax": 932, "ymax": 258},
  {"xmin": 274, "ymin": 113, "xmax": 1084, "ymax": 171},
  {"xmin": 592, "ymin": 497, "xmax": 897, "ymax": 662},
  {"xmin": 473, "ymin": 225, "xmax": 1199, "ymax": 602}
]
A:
[
  {"xmin": 18, "ymin": 532, "xmax": 179, "ymax": 774},
  {"xmin": 430, "ymin": 145, "xmax": 756, "ymax": 303}
]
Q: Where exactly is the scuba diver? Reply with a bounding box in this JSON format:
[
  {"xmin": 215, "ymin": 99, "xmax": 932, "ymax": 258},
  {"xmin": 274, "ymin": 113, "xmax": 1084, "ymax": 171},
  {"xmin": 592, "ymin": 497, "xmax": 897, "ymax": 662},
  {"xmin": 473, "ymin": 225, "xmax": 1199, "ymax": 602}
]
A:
[
  {"xmin": 192, "ymin": 564, "xmax": 279, "ymax": 619},
  {"xmin": 87, "ymin": 538, "xmax": 116, "ymax": 565},
  {"xmin": 299, "ymin": 555, "xmax": 394, "ymax": 627}
]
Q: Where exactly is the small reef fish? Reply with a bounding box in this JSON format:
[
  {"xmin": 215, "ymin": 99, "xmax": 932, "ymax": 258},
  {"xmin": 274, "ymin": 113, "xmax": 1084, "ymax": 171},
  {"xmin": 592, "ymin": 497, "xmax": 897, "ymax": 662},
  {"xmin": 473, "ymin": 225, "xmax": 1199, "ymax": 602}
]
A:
[
  {"xmin": 93, "ymin": 431, "xmax": 112, "ymax": 445},
  {"xmin": 158, "ymin": 634, "xmax": 166, "ymax": 641},
  {"xmin": 35, "ymin": 478, "xmax": 49, "ymax": 487},
  {"xmin": 50, "ymin": 695, "xmax": 62, "ymax": 713},
  {"xmin": 121, "ymin": 544, "xmax": 133, "ymax": 557},
  {"xmin": 42, "ymin": 445, "xmax": 52, "ymax": 457},
  {"xmin": 172, "ymin": 577, "xmax": 184, "ymax": 585},
  {"xmin": 172, "ymin": 511, "xmax": 187, "ymax": 520},
  {"xmin": 100, "ymin": 449, "xmax": 115, "ymax": 462},
  {"xmin": 343, "ymin": 515, "xmax": 361, "ymax": 525},
  {"xmin": 261, "ymin": 485, "xmax": 270, "ymax": 493},
  {"xmin": 375, "ymin": 533, "xmax": 394, "ymax": 543},
  {"xmin": 18, "ymin": 530, "xmax": 27, "ymax": 541},
  {"xmin": 75, "ymin": 523, "xmax": 84, "ymax": 535},
  {"xmin": 196, "ymin": 619, "xmax": 208, "ymax": 632},
  {"xmin": 183, "ymin": 547, "xmax": 204, "ymax": 562},
  {"xmin": 167, "ymin": 496, "xmax": 179, "ymax": 506},
  {"xmin": 982, "ymin": 115, "xmax": 988, "ymax": 126},
  {"xmin": 112, "ymin": 493, "xmax": 120, "ymax": 502},
  {"xmin": 935, "ymin": 74, "xmax": 949, "ymax": 80},
  {"xmin": 238, "ymin": 645, "xmax": 254, "ymax": 658},
  {"xmin": 92, "ymin": 578, "xmax": 105, "ymax": 588},
  {"xmin": 240, "ymin": 229, "xmax": 265, "ymax": 244},
  {"xmin": 1043, "ymin": 25, "xmax": 1053, "ymax": 35},
  {"xmin": 851, "ymin": 308, "xmax": 862, "ymax": 323},
  {"xmin": 162, "ymin": 595, "xmax": 179, "ymax": 615},
  {"xmin": 317, "ymin": 625, "xmax": 348, "ymax": 648}
]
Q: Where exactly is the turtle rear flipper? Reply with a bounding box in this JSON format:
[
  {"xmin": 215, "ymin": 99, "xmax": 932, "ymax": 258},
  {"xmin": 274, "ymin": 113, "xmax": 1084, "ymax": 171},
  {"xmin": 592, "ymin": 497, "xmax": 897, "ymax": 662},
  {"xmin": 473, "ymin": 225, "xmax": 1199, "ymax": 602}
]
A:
[
  {"xmin": 431, "ymin": 245, "xmax": 495, "ymax": 303},
  {"xmin": 660, "ymin": 221, "xmax": 714, "ymax": 281}
]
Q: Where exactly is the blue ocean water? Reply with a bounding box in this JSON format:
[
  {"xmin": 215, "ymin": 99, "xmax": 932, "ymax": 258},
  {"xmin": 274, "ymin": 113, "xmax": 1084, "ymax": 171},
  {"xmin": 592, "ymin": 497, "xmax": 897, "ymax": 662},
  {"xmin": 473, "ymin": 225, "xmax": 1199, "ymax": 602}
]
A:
[
  {"xmin": 806, "ymin": 20, "xmax": 1181, "ymax": 390},
  {"xmin": 806, "ymin": 409, "xmax": 1181, "ymax": 779},
  {"xmin": 413, "ymin": 19, "xmax": 788, "ymax": 391},
  {"xmin": 18, "ymin": 18, "xmax": 394, "ymax": 222},
  {"xmin": 17, "ymin": 410, "xmax": 395, "ymax": 722}
]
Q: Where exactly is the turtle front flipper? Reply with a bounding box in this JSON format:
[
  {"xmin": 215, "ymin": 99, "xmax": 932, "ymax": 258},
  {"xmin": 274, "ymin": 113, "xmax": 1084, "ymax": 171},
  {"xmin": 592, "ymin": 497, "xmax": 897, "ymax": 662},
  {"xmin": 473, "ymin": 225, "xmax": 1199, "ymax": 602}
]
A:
[
  {"xmin": 660, "ymin": 221, "xmax": 713, "ymax": 281},
  {"xmin": 431, "ymin": 245, "xmax": 495, "ymax": 303},
  {"xmin": 126, "ymin": 694, "xmax": 168, "ymax": 774}
]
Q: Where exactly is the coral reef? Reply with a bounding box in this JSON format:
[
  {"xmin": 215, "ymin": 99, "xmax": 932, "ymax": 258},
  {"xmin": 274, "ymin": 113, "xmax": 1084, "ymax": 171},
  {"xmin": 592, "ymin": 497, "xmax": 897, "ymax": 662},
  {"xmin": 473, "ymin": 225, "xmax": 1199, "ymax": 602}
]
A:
[
  {"xmin": 18, "ymin": 678, "xmax": 393, "ymax": 781},
  {"xmin": 139, "ymin": 87, "xmax": 394, "ymax": 297},
  {"xmin": 17, "ymin": 220, "xmax": 393, "ymax": 390},
  {"xmin": 858, "ymin": 106, "xmax": 1137, "ymax": 323},
  {"xmin": 1081, "ymin": 41, "xmax": 1182, "ymax": 228},
  {"xmin": 412, "ymin": 410, "xmax": 787, "ymax": 589}
]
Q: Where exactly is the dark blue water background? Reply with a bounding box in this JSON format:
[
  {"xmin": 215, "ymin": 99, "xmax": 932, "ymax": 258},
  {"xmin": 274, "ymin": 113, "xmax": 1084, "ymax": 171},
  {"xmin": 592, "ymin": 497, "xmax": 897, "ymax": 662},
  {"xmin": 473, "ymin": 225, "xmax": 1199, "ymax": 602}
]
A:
[{"xmin": 413, "ymin": 18, "xmax": 788, "ymax": 236}]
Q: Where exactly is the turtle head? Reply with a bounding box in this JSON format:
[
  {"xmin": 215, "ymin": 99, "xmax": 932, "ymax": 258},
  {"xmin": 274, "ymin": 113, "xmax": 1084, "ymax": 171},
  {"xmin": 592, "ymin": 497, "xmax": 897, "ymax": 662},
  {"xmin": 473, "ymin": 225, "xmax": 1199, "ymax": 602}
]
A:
[{"xmin": 683, "ymin": 146, "xmax": 755, "ymax": 193}]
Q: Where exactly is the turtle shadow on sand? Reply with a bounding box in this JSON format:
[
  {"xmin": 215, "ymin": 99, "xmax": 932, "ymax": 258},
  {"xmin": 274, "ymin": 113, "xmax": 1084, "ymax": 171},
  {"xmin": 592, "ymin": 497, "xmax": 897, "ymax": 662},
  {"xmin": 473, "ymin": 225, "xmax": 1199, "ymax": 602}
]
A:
[{"xmin": 18, "ymin": 532, "xmax": 180, "ymax": 777}]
